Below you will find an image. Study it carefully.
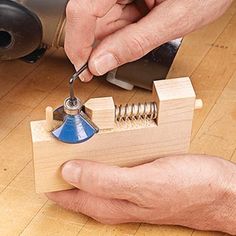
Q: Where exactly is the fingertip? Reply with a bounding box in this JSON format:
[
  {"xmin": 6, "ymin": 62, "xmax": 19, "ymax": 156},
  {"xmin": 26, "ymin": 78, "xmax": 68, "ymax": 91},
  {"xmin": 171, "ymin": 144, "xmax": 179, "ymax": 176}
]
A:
[
  {"xmin": 80, "ymin": 70, "xmax": 93, "ymax": 82},
  {"xmin": 74, "ymin": 64, "xmax": 79, "ymax": 71},
  {"xmin": 45, "ymin": 189, "xmax": 80, "ymax": 208},
  {"xmin": 45, "ymin": 191, "xmax": 59, "ymax": 202},
  {"xmin": 74, "ymin": 65, "xmax": 93, "ymax": 82},
  {"xmin": 61, "ymin": 161, "xmax": 82, "ymax": 184},
  {"xmin": 79, "ymin": 74, "xmax": 86, "ymax": 82},
  {"xmin": 88, "ymin": 60, "xmax": 100, "ymax": 76},
  {"xmin": 89, "ymin": 52, "xmax": 119, "ymax": 76}
]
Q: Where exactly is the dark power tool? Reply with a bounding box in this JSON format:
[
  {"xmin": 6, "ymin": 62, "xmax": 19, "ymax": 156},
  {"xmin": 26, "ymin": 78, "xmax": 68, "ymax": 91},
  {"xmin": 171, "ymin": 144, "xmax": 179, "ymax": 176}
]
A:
[
  {"xmin": 0, "ymin": 0, "xmax": 67, "ymax": 62},
  {"xmin": 0, "ymin": 0, "xmax": 182, "ymax": 90}
]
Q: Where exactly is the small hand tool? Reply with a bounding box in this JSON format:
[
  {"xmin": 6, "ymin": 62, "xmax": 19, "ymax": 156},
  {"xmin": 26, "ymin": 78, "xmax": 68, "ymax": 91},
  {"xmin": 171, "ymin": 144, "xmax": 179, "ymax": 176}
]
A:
[{"xmin": 52, "ymin": 64, "xmax": 99, "ymax": 144}]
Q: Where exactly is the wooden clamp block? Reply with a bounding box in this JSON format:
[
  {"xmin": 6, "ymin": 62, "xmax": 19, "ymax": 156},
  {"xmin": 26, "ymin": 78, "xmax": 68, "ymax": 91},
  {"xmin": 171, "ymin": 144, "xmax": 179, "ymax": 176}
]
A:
[
  {"xmin": 153, "ymin": 77, "xmax": 197, "ymax": 124},
  {"xmin": 84, "ymin": 97, "xmax": 115, "ymax": 130},
  {"xmin": 31, "ymin": 77, "xmax": 201, "ymax": 193}
]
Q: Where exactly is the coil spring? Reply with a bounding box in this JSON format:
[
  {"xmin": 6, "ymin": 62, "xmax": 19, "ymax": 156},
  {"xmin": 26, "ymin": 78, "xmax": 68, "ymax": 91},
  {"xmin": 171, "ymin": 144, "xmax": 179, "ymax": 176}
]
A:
[{"xmin": 115, "ymin": 102, "xmax": 158, "ymax": 122}]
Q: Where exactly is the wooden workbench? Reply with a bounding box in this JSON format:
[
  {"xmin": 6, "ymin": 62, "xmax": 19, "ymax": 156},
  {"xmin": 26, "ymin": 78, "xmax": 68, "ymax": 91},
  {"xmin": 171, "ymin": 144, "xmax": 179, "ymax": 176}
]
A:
[{"xmin": 0, "ymin": 2, "xmax": 235, "ymax": 235}]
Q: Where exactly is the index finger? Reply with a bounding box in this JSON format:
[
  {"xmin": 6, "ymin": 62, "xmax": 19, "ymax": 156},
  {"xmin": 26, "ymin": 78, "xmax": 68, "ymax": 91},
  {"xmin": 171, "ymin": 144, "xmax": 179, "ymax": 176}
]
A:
[{"xmin": 65, "ymin": 0, "xmax": 117, "ymax": 73}]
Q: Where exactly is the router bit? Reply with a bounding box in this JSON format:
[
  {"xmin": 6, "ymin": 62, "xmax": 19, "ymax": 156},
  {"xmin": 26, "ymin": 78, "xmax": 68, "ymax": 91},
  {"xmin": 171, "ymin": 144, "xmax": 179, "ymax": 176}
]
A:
[{"xmin": 52, "ymin": 64, "xmax": 99, "ymax": 144}]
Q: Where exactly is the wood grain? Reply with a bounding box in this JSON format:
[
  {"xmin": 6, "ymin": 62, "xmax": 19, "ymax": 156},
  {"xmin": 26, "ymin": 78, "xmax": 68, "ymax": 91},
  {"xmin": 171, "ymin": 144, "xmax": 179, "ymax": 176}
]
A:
[
  {"xmin": 85, "ymin": 97, "xmax": 115, "ymax": 129},
  {"xmin": 31, "ymin": 78, "xmax": 197, "ymax": 193},
  {"xmin": 0, "ymin": 3, "xmax": 235, "ymax": 235}
]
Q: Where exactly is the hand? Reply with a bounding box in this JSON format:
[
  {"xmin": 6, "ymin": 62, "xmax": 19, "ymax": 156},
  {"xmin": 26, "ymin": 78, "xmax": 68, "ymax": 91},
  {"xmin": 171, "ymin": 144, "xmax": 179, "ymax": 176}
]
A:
[
  {"xmin": 65, "ymin": 0, "xmax": 232, "ymax": 81},
  {"xmin": 47, "ymin": 155, "xmax": 236, "ymax": 235}
]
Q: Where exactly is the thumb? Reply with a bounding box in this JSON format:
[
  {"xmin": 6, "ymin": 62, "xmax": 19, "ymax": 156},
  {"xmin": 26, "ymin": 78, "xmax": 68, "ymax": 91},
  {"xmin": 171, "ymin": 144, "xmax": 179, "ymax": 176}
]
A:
[
  {"xmin": 88, "ymin": 22, "xmax": 156, "ymax": 76},
  {"xmin": 88, "ymin": 3, "xmax": 168, "ymax": 76},
  {"xmin": 61, "ymin": 160, "xmax": 138, "ymax": 200},
  {"xmin": 88, "ymin": 0, "xmax": 228, "ymax": 76}
]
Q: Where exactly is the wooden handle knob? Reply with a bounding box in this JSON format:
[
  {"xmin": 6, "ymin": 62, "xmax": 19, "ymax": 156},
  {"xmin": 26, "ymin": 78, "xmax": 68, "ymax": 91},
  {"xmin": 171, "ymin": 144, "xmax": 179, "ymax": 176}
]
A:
[
  {"xmin": 45, "ymin": 106, "xmax": 54, "ymax": 132},
  {"xmin": 195, "ymin": 99, "xmax": 203, "ymax": 110}
]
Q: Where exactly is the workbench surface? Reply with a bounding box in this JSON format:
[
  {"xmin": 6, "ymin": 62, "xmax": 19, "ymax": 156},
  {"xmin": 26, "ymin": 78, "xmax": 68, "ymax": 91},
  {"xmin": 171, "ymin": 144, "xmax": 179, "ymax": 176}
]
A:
[{"xmin": 0, "ymin": 2, "xmax": 236, "ymax": 235}]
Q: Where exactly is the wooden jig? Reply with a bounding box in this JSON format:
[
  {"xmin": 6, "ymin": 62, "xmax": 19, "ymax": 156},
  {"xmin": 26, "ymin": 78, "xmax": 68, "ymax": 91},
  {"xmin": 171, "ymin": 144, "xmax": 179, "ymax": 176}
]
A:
[{"xmin": 31, "ymin": 77, "xmax": 202, "ymax": 193}]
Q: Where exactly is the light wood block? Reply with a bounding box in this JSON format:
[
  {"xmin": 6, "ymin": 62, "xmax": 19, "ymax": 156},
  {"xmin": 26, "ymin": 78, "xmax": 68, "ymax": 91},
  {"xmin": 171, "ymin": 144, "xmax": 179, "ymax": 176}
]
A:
[
  {"xmin": 31, "ymin": 77, "xmax": 198, "ymax": 193},
  {"xmin": 84, "ymin": 97, "xmax": 115, "ymax": 130},
  {"xmin": 153, "ymin": 77, "xmax": 196, "ymax": 124}
]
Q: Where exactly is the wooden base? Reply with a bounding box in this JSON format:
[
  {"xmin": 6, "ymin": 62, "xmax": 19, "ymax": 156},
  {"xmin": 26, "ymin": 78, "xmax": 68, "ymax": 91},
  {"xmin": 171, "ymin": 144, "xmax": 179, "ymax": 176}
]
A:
[{"xmin": 31, "ymin": 77, "xmax": 198, "ymax": 193}]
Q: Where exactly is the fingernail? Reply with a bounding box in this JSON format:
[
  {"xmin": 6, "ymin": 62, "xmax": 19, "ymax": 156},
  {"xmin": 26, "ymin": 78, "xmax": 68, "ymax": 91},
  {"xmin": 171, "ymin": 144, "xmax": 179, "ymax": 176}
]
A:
[
  {"xmin": 74, "ymin": 65, "xmax": 86, "ymax": 81},
  {"xmin": 94, "ymin": 53, "xmax": 118, "ymax": 75},
  {"xmin": 79, "ymin": 73, "xmax": 85, "ymax": 82},
  {"xmin": 62, "ymin": 161, "xmax": 81, "ymax": 183},
  {"xmin": 74, "ymin": 65, "xmax": 79, "ymax": 71},
  {"xmin": 80, "ymin": 70, "xmax": 92, "ymax": 82}
]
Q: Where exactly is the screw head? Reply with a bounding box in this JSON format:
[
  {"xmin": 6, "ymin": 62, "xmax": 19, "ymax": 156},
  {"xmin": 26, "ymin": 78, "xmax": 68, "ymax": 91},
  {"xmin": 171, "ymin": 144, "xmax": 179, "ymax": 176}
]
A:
[{"xmin": 64, "ymin": 97, "xmax": 82, "ymax": 115}]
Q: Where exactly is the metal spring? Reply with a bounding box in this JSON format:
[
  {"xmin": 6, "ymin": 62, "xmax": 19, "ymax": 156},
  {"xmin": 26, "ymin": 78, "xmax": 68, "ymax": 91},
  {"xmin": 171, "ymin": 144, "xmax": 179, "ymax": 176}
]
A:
[{"xmin": 115, "ymin": 102, "xmax": 158, "ymax": 122}]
